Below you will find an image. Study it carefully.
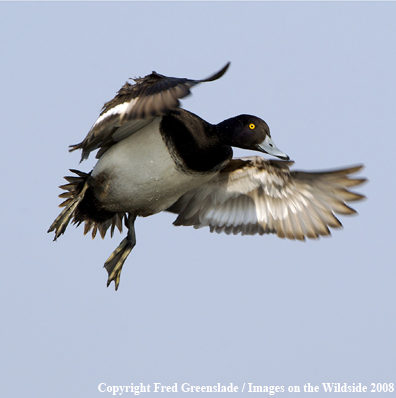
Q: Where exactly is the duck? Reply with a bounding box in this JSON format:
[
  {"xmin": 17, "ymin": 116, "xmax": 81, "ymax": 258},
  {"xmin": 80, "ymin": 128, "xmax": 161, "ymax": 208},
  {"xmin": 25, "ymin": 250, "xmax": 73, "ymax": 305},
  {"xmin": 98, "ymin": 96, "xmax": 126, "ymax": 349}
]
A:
[{"xmin": 48, "ymin": 63, "xmax": 366, "ymax": 290}]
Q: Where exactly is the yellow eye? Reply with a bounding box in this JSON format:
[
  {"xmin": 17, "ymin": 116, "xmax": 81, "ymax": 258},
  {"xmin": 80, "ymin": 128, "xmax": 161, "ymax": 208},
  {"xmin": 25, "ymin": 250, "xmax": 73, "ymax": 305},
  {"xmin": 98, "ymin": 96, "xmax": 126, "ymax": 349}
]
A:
[{"xmin": 249, "ymin": 123, "xmax": 255, "ymax": 130}]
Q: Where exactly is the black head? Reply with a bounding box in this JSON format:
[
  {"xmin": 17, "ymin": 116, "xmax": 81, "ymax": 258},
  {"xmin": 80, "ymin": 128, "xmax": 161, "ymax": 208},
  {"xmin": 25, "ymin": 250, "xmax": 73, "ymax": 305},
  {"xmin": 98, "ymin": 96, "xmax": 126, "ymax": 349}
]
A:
[{"xmin": 217, "ymin": 115, "xmax": 289, "ymax": 160}]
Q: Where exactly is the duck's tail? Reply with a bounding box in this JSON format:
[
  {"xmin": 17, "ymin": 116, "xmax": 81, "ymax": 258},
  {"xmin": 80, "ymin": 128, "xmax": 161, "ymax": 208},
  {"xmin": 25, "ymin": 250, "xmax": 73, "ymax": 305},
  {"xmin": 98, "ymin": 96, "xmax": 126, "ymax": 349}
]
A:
[
  {"xmin": 48, "ymin": 170, "xmax": 91, "ymax": 240},
  {"xmin": 48, "ymin": 170, "xmax": 125, "ymax": 241}
]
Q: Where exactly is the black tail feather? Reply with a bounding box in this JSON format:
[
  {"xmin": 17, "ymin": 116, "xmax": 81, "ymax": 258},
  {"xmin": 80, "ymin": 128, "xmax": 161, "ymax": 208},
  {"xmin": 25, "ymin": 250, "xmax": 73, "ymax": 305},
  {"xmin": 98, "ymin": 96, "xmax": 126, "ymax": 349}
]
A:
[{"xmin": 48, "ymin": 170, "xmax": 125, "ymax": 240}]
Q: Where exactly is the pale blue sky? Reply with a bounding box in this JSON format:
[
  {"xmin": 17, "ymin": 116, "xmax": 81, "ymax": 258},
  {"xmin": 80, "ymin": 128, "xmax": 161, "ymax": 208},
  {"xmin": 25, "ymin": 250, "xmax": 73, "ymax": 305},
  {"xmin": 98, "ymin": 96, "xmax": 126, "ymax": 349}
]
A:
[{"xmin": 1, "ymin": 2, "xmax": 395, "ymax": 397}]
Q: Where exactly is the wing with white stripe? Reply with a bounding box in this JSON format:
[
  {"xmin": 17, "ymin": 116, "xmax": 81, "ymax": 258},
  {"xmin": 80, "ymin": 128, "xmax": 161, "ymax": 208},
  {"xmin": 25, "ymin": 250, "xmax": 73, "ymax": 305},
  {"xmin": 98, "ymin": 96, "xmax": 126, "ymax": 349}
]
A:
[
  {"xmin": 167, "ymin": 157, "xmax": 366, "ymax": 240},
  {"xmin": 70, "ymin": 63, "xmax": 230, "ymax": 161}
]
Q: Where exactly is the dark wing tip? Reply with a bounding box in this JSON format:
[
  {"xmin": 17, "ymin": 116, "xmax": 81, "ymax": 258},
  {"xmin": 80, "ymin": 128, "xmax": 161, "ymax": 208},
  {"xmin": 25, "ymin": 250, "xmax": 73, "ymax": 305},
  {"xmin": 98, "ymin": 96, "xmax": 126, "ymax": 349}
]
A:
[{"xmin": 199, "ymin": 62, "xmax": 231, "ymax": 83}]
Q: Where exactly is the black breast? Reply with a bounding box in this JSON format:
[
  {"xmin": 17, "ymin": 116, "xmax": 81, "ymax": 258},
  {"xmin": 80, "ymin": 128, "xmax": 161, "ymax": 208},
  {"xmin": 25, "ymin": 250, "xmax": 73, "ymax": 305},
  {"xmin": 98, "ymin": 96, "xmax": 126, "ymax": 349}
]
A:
[{"xmin": 160, "ymin": 109, "xmax": 232, "ymax": 174}]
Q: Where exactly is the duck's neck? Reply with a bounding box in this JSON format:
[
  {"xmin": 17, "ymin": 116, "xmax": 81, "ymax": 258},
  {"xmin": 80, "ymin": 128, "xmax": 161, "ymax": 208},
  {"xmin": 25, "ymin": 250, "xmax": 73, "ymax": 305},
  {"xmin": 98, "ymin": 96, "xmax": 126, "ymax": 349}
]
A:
[{"xmin": 160, "ymin": 110, "xmax": 233, "ymax": 173}]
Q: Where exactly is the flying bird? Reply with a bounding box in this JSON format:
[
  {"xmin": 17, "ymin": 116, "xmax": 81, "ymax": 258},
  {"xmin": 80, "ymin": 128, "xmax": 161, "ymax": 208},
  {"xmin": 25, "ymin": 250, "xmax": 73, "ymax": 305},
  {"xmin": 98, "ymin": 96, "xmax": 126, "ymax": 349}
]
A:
[{"xmin": 48, "ymin": 63, "xmax": 366, "ymax": 290}]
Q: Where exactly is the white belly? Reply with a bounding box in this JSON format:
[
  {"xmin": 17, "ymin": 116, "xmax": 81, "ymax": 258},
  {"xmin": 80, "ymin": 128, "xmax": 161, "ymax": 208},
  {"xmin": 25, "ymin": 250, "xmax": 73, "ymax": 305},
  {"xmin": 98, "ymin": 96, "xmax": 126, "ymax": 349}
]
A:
[{"xmin": 91, "ymin": 118, "xmax": 216, "ymax": 215}]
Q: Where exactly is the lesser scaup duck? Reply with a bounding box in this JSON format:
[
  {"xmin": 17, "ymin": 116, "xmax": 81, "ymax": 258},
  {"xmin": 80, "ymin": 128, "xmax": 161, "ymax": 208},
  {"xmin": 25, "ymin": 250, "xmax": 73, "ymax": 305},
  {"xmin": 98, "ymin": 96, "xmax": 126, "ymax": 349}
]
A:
[{"xmin": 48, "ymin": 63, "xmax": 366, "ymax": 290}]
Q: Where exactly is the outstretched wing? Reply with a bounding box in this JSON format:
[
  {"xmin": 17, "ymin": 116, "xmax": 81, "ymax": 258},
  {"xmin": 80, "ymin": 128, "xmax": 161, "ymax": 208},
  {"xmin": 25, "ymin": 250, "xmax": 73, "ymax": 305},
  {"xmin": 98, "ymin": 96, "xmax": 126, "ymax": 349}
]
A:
[
  {"xmin": 70, "ymin": 63, "xmax": 231, "ymax": 161},
  {"xmin": 167, "ymin": 156, "xmax": 366, "ymax": 240}
]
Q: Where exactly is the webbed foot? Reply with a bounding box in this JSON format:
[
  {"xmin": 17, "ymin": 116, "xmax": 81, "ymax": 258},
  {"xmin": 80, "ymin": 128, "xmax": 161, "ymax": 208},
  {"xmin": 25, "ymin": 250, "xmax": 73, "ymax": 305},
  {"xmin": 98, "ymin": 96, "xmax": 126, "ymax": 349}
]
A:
[{"xmin": 104, "ymin": 214, "xmax": 136, "ymax": 290}]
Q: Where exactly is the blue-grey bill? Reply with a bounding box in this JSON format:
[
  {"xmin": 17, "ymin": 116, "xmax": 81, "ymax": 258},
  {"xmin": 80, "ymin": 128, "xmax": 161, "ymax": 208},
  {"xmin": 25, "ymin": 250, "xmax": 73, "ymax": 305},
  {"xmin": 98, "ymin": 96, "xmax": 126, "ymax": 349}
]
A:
[{"xmin": 258, "ymin": 135, "xmax": 290, "ymax": 160}]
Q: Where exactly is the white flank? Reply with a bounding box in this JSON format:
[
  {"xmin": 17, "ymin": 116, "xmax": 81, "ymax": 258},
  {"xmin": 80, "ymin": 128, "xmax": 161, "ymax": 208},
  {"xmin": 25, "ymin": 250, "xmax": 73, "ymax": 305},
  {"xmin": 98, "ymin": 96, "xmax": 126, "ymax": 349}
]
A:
[{"xmin": 92, "ymin": 118, "xmax": 216, "ymax": 216}]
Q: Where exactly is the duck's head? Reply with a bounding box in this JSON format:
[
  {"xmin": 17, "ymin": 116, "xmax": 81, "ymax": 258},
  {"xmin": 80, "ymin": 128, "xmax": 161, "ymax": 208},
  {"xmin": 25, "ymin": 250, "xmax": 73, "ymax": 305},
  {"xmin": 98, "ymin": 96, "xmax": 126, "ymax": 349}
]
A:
[{"xmin": 218, "ymin": 115, "xmax": 289, "ymax": 160}]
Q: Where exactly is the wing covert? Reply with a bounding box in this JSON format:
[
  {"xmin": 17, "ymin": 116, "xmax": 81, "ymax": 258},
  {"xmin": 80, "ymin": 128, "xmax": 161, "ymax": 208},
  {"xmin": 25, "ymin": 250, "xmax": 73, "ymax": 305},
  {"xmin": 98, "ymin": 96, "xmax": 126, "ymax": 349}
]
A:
[{"xmin": 167, "ymin": 156, "xmax": 366, "ymax": 240}]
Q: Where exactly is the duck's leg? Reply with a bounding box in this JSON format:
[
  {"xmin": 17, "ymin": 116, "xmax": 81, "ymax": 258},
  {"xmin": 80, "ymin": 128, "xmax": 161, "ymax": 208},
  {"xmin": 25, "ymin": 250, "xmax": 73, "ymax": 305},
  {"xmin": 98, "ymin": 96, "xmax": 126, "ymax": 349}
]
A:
[{"xmin": 104, "ymin": 213, "xmax": 137, "ymax": 290}]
